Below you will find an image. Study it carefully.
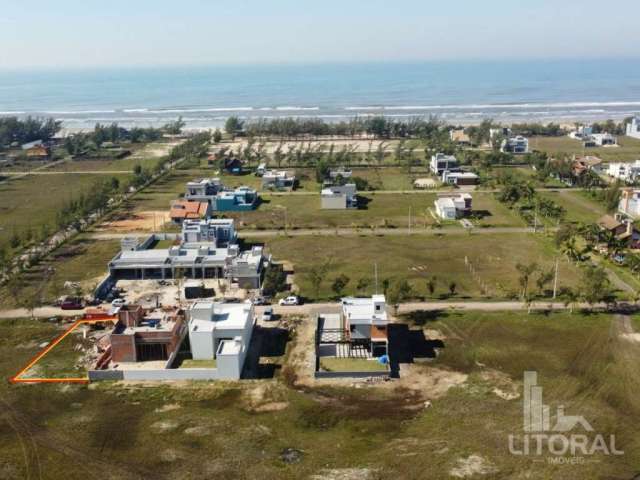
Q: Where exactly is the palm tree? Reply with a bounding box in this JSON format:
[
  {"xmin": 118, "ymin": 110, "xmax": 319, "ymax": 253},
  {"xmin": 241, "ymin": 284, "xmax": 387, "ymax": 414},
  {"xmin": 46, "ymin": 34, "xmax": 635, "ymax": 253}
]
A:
[
  {"xmin": 562, "ymin": 238, "xmax": 581, "ymax": 264},
  {"xmin": 563, "ymin": 289, "xmax": 579, "ymax": 314}
]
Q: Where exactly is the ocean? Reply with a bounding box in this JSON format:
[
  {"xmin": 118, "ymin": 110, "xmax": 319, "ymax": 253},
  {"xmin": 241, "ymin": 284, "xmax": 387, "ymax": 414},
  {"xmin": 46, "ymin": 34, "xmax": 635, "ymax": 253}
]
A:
[{"xmin": 0, "ymin": 59, "xmax": 639, "ymax": 130}]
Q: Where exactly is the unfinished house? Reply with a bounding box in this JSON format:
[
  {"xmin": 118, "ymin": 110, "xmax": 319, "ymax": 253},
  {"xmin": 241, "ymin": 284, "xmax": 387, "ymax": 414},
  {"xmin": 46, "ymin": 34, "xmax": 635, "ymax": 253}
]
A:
[
  {"xmin": 187, "ymin": 301, "xmax": 255, "ymax": 379},
  {"xmin": 89, "ymin": 302, "xmax": 253, "ymax": 381},
  {"xmin": 106, "ymin": 305, "xmax": 187, "ymax": 365}
]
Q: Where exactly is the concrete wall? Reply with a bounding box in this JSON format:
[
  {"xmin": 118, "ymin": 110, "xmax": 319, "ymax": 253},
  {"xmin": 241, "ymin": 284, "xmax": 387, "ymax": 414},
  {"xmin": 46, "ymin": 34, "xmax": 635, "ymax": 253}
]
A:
[
  {"xmin": 121, "ymin": 369, "xmax": 219, "ymax": 381},
  {"xmin": 89, "ymin": 369, "xmax": 220, "ymax": 381},
  {"xmin": 216, "ymin": 344, "xmax": 244, "ymax": 380},
  {"xmin": 88, "ymin": 370, "xmax": 124, "ymax": 381},
  {"xmin": 190, "ymin": 330, "xmax": 215, "ymax": 360}
]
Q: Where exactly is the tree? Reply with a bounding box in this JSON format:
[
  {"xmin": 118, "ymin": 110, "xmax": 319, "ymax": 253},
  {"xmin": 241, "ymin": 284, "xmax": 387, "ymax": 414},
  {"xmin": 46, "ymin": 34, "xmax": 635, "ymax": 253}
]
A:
[
  {"xmin": 562, "ymin": 288, "xmax": 580, "ymax": 314},
  {"xmin": 163, "ymin": 116, "xmax": 185, "ymax": 135},
  {"xmin": 356, "ymin": 278, "xmax": 371, "ymax": 294},
  {"xmin": 331, "ymin": 274, "xmax": 350, "ymax": 298},
  {"xmin": 306, "ymin": 259, "xmax": 333, "ymax": 300},
  {"xmin": 448, "ymin": 281, "xmax": 457, "ymax": 297},
  {"xmin": 426, "ymin": 276, "xmax": 437, "ymax": 297},
  {"xmin": 516, "ymin": 262, "xmax": 538, "ymax": 299},
  {"xmin": 535, "ymin": 268, "xmax": 554, "ymax": 297},
  {"xmin": 262, "ymin": 264, "xmax": 287, "ymax": 297},
  {"xmin": 225, "ymin": 116, "xmax": 244, "ymax": 137},
  {"xmin": 580, "ymin": 265, "xmax": 613, "ymax": 306},
  {"xmin": 212, "ymin": 129, "xmax": 223, "ymax": 144},
  {"xmin": 562, "ymin": 237, "xmax": 582, "ymax": 264},
  {"xmin": 382, "ymin": 278, "xmax": 390, "ymax": 295},
  {"xmin": 387, "ymin": 279, "xmax": 413, "ymax": 314}
]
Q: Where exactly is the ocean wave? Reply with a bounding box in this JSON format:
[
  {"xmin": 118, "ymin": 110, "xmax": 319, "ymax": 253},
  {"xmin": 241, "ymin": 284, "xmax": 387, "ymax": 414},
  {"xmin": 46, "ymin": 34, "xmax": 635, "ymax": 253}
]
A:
[
  {"xmin": 44, "ymin": 110, "xmax": 116, "ymax": 114},
  {"xmin": 0, "ymin": 111, "xmax": 26, "ymax": 115},
  {"xmin": 274, "ymin": 106, "xmax": 320, "ymax": 111},
  {"xmin": 344, "ymin": 101, "xmax": 640, "ymax": 111},
  {"xmin": 147, "ymin": 107, "xmax": 255, "ymax": 113}
]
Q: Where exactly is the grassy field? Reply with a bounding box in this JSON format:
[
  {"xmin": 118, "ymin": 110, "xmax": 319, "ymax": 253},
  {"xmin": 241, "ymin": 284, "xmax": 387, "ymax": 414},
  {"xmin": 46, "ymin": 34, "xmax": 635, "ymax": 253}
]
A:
[
  {"xmin": 257, "ymin": 233, "xmax": 581, "ymax": 300},
  {"xmin": 530, "ymin": 135, "xmax": 640, "ymax": 162},
  {"xmin": 0, "ymin": 237, "xmax": 120, "ymax": 308},
  {"xmin": 0, "ymin": 173, "xmax": 130, "ymax": 246},
  {"xmin": 538, "ymin": 189, "xmax": 607, "ymax": 224},
  {"xmin": 228, "ymin": 192, "xmax": 524, "ymax": 230},
  {"xmin": 46, "ymin": 141, "xmax": 175, "ymax": 172},
  {"xmin": 0, "ymin": 310, "xmax": 638, "ymax": 479},
  {"xmin": 19, "ymin": 327, "xmax": 93, "ymax": 380}
]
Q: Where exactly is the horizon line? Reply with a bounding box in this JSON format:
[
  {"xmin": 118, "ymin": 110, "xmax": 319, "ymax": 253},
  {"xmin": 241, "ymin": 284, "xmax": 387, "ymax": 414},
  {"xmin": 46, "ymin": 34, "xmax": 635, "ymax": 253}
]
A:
[{"xmin": 2, "ymin": 55, "xmax": 640, "ymax": 72}]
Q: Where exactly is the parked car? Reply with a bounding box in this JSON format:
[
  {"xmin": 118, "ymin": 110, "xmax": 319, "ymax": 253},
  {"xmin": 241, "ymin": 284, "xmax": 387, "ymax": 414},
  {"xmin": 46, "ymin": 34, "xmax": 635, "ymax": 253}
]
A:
[
  {"xmin": 278, "ymin": 296, "xmax": 300, "ymax": 306},
  {"xmin": 262, "ymin": 307, "xmax": 274, "ymax": 321},
  {"xmin": 60, "ymin": 298, "xmax": 84, "ymax": 310},
  {"xmin": 252, "ymin": 296, "xmax": 269, "ymax": 306},
  {"xmin": 111, "ymin": 298, "xmax": 126, "ymax": 308}
]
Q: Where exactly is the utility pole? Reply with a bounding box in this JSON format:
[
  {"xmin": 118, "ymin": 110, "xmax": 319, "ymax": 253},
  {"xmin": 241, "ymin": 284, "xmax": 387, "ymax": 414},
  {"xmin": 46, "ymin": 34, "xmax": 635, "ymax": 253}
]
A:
[
  {"xmin": 374, "ymin": 262, "xmax": 379, "ymax": 294},
  {"xmin": 552, "ymin": 258, "xmax": 559, "ymax": 299}
]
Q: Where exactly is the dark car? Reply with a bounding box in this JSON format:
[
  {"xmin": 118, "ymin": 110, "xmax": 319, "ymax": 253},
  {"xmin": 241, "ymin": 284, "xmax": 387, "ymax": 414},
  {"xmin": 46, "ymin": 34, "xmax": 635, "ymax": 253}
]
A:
[{"xmin": 60, "ymin": 298, "xmax": 84, "ymax": 310}]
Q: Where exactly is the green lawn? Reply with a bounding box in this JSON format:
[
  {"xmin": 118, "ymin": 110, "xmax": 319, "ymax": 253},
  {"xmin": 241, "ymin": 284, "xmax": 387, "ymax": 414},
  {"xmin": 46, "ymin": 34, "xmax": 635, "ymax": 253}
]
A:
[
  {"xmin": 177, "ymin": 359, "xmax": 217, "ymax": 369},
  {"xmin": 258, "ymin": 233, "xmax": 581, "ymax": 300},
  {"xmin": 320, "ymin": 357, "xmax": 388, "ymax": 372}
]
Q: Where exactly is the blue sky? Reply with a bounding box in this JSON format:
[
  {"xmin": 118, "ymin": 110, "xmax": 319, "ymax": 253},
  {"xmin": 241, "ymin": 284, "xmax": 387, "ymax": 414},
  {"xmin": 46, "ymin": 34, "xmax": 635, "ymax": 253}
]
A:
[{"xmin": 1, "ymin": 0, "xmax": 639, "ymax": 68}]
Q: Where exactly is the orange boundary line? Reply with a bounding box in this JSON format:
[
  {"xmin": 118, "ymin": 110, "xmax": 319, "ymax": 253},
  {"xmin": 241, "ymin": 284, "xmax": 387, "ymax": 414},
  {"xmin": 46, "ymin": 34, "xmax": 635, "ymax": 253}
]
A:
[{"xmin": 10, "ymin": 317, "xmax": 116, "ymax": 385}]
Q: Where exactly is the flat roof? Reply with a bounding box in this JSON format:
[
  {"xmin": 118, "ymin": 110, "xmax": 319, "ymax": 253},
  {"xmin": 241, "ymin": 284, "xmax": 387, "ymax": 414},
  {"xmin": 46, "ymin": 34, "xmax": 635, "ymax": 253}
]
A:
[
  {"xmin": 189, "ymin": 302, "xmax": 253, "ymax": 332},
  {"xmin": 218, "ymin": 339, "xmax": 242, "ymax": 355}
]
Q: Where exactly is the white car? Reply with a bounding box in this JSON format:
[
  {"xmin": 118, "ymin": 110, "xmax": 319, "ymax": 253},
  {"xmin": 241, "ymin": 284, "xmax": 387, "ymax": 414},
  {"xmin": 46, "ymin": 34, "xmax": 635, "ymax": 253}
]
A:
[
  {"xmin": 111, "ymin": 298, "xmax": 126, "ymax": 308},
  {"xmin": 262, "ymin": 307, "xmax": 274, "ymax": 321},
  {"xmin": 278, "ymin": 296, "xmax": 300, "ymax": 306}
]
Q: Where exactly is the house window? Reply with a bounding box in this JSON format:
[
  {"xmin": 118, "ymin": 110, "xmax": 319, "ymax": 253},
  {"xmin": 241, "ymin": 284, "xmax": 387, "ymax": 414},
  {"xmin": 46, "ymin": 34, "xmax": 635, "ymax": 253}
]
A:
[{"xmin": 350, "ymin": 325, "xmax": 356, "ymax": 332}]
